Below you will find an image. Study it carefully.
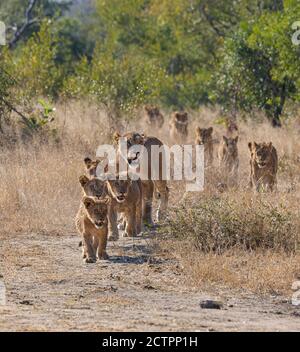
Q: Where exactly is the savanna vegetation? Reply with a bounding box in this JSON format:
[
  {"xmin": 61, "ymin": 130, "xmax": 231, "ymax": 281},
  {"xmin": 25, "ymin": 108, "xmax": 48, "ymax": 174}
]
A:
[
  {"xmin": 0, "ymin": 0, "xmax": 300, "ymax": 298},
  {"xmin": 1, "ymin": 0, "xmax": 300, "ymax": 129}
]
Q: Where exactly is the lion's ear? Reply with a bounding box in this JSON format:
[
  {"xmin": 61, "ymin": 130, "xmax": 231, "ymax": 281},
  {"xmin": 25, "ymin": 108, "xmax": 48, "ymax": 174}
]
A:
[
  {"xmin": 113, "ymin": 132, "xmax": 121, "ymax": 144},
  {"xmin": 223, "ymin": 136, "xmax": 228, "ymax": 144},
  {"xmin": 248, "ymin": 142, "xmax": 252, "ymax": 151},
  {"xmin": 84, "ymin": 157, "xmax": 92, "ymax": 169},
  {"xmin": 268, "ymin": 142, "xmax": 273, "ymax": 149},
  {"xmin": 254, "ymin": 142, "xmax": 259, "ymax": 149},
  {"xmin": 208, "ymin": 127, "xmax": 213, "ymax": 135},
  {"xmin": 83, "ymin": 196, "xmax": 95, "ymax": 209},
  {"xmin": 79, "ymin": 175, "xmax": 89, "ymax": 187}
]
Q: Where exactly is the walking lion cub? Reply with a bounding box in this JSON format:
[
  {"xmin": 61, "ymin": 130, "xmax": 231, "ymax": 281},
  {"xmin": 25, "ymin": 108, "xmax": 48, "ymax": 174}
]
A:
[
  {"xmin": 248, "ymin": 142, "xmax": 278, "ymax": 192},
  {"xmin": 106, "ymin": 172, "xmax": 142, "ymax": 240},
  {"xmin": 75, "ymin": 196, "xmax": 110, "ymax": 263},
  {"xmin": 79, "ymin": 175, "xmax": 108, "ymax": 199}
]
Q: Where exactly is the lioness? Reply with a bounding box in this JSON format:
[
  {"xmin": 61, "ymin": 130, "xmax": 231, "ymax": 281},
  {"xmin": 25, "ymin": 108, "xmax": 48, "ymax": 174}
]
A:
[
  {"xmin": 75, "ymin": 196, "xmax": 110, "ymax": 263},
  {"xmin": 144, "ymin": 105, "xmax": 164, "ymax": 129},
  {"xmin": 195, "ymin": 127, "xmax": 214, "ymax": 167},
  {"xmin": 169, "ymin": 111, "xmax": 189, "ymax": 143},
  {"xmin": 248, "ymin": 142, "xmax": 278, "ymax": 191},
  {"xmin": 106, "ymin": 172, "xmax": 142, "ymax": 240},
  {"xmin": 113, "ymin": 132, "xmax": 169, "ymax": 225},
  {"xmin": 218, "ymin": 136, "xmax": 239, "ymax": 187},
  {"xmin": 79, "ymin": 175, "xmax": 108, "ymax": 199}
]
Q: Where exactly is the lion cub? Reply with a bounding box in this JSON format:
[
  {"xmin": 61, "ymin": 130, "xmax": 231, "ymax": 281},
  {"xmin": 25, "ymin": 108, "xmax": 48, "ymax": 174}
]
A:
[
  {"xmin": 84, "ymin": 157, "xmax": 108, "ymax": 178},
  {"xmin": 195, "ymin": 127, "xmax": 214, "ymax": 167},
  {"xmin": 79, "ymin": 175, "xmax": 107, "ymax": 199},
  {"xmin": 169, "ymin": 111, "xmax": 189, "ymax": 143},
  {"xmin": 218, "ymin": 136, "xmax": 239, "ymax": 187},
  {"xmin": 106, "ymin": 172, "xmax": 142, "ymax": 240},
  {"xmin": 144, "ymin": 105, "xmax": 164, "ymax": 129},
  {"xmin": 75, "ymin": 196, "xmax": 110, "ymax": 263},
  {"xmin": 248, "ymin": 142, "xmax": 278, "ymax": 192}
]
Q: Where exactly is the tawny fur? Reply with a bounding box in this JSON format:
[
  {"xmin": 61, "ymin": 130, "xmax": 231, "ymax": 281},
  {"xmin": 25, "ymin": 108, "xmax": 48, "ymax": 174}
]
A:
[
  {"xmin": 113, "ymin": 131, "xmax": 169, "ymax": 225},
  {"xmin": 218, "ymin": 136, "xmax": 239, "ymax": 188},
  {"xmin": 169, "ymin": 112, "xmax": 189, "ymax": 143},
  {"xmin": 75, "ymin": 196, "xmax": 110, "ymax": 263},
  {"xmin": 106, "ymin": 172, "xmax": 143, "ymax": 240},
  {"xmin": 84, "ymin": 157, "xmax": 109, "ymax": 178},
  {"xmin": 144, "ymin": 105, "xmax": 164, "ymax": 129},
  {"xmin": 248, "ymin": 142, "xmax": 278, "ymax": 192},
  {"xmin": 79, "ymin": 175, "xmax": 108, "ymax": 199},
  {"xmin": 195, "ymin": 127, "xmax": 214, "ymax": 167}
]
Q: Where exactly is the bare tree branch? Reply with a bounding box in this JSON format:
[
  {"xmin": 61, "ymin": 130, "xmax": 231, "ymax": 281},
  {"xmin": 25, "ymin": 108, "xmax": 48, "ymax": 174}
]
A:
[
  {"xmin": 0, "ymin": 96, "xmax": 32, "ymax": 128},
  {"xmin": 9, "ymin": 0, "xmax": 39, "ymax": 48}
]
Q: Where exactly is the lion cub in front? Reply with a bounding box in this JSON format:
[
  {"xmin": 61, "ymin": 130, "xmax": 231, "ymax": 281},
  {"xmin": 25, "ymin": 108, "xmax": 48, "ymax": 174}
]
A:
[
  {"xmin": 75, "ymin": 196, "xmax": 110, "ymax": 263},
  {"xmin": 106, "ymin": 172, "xmax": 142, "ymax": 241}
]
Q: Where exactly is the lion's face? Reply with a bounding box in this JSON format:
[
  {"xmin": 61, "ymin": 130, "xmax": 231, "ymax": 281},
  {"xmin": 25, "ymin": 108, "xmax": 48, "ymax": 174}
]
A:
[
  {"xmin": 173, "ymin": 112, "xmax": 188, "ymax": 132},
  {"xmin": 83, "ymin": 196, "xmax": 109, "ymax": 229},
  {"xmin": 113, "ymin": 132, "xmax": 145, "ymax": 165},
  {"xmin": 223, "ymin": 136, "xmax": 238, "ymax": 155},
  {"xmin": 145, "ymin": 105, "xmax": 160, "ymax": 119},
  {"xmin": 107, "ymin": 175, "xmax": 132, "ymax": 203},
  {"xmin": 250, "ymin": 142, "xmax": 273, "ymax": 168},
  {"xmin": 79, "ymin": 175, "xmax": 106, "ymax": 199},
  {"xmin": 196, "ymin": 127, "xmax": 213, "ymax": 144}
]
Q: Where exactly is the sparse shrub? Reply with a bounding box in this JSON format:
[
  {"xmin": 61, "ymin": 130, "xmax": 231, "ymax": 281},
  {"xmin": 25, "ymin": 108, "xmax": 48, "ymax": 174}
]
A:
[
  {"xmin": 20, "ymin": 99, "xmax": 56, "ymax": 139},
  {"xmin": 164, "ymin": 194, "xmax": 300, "ymax": 254}
]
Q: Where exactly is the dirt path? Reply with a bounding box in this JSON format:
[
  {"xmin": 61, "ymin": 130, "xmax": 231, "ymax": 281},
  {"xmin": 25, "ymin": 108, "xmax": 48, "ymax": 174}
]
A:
[{"xmin": 0, "ymin": 232, "xmax": 299, "ymax": 332}]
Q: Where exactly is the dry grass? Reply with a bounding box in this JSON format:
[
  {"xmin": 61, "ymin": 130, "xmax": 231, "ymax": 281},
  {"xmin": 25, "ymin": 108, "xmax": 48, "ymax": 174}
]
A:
[
  {"xmin": 165, "ymin": 242, "xmax": 300, "ymax": 295},
  {"xmin": 1, "ymin": 101, "xmax": 300, "ymax": 295}
]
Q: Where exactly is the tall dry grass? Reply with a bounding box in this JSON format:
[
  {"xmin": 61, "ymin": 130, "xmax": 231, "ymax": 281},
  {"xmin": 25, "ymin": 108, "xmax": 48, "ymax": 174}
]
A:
[{"xmin": 0, "ymin": 101, "xmax": 299, "ymax": 295}]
